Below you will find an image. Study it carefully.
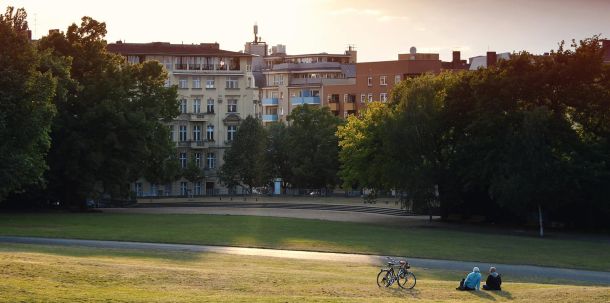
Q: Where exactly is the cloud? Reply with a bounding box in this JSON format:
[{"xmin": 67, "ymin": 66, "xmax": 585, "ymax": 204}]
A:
[
  {"xmin": 377, "ymin": 15, "xmax": 409, "ymax": 22},
  {"xmin": 329, "ymin": 7, "xmax": 408, "ymax": 22}
]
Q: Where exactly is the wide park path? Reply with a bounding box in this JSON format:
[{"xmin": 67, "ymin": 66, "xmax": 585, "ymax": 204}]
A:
[{"xmin": 1, "ymin": 236, "xmax": 609, "ymax": 285}]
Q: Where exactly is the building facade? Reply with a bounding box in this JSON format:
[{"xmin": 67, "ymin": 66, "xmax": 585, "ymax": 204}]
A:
[
  {"xmin": 107, "ymin": 41, "xmax": 258, "ymax": 197},
  {"xmin": 259, "ymin": 45, "xmax": 357, "ymax": 125}
]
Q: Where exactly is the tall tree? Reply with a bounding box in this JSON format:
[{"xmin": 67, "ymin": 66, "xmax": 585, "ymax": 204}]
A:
[
  {"xmin": 38, "ymin": 17, "xmax": 178, "ymax": 208},
  {"xmin": 385, "ymin": 72, "xmax": 460, "ymax": 216},
  {"xmin": 337, "ymin": 101, "xmax": 393, "ymax": 192},
  {"xmin": 286, "ymin": 105, "xmax": 341, "ymax": 191},
  {"xmin": 267, "ymin": 122, "xmax": 291, "ymax": 184},
  {"xmin": 0, "ymin": 7, "xmax": 57, "ymax": 201},
  {"xmin": 219, "ymin": 116, "xmax": 270, "ymax": 192}
]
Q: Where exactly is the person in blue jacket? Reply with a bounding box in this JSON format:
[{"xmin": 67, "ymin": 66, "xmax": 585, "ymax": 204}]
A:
[{"xmin": 456, "ymin": 267, "xmax": 481, "ymax": 291}]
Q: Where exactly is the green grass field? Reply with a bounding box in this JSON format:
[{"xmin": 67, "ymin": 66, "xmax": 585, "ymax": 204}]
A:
[
  {"xmin": 1, "ymin": 213, "xmax": 609, "ymax": 271},
  {"xmin": 0, "ymin": 243, "xmax": 608, "ymax": 303}
]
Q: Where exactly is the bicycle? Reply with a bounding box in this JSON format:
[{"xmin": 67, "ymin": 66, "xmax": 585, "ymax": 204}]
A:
[{"xmin": 376, "ymin": 257, "xmax": 417, "ymax": 289}]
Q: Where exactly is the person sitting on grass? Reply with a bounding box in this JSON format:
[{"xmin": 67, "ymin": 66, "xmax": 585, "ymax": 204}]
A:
[
  {"xmin": 456, "ymin": 267, "xmax": 481, "ymax": 291},
  {"xmin": 482, "ymin": 267, "xmax": 502, "ymax": 291}
]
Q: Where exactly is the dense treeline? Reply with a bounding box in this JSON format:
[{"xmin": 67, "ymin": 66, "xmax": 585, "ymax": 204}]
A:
[
  {"xmin": 0, "ymin": 7, "xmax": 178, "ymax": 209},
  {"xmin": 338, "ymin": 37, "xmax": 610, "ymax": 228},
  {"xmin": 220, "ymin": 105, "xmax": 341, "ymax": 193}
]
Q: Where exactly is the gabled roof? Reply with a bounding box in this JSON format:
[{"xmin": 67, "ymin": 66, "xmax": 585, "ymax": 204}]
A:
[{"xmin": 107, "ymin": 42, "xmax": 253, "ymax": 57}]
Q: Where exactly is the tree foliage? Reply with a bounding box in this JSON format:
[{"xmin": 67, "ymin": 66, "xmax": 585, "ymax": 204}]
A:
[
  {"xmin": 0, "ymin": 7, "xmax": 57, "ymax": 201},
  {"xmin": 286, "ymin": 105, "xmax": 341, "ymax": 190},
  {"xmin": 38, "ymin": 17, "xmax": 178, "ymax": 208},
  {"xmin": 219, "ymin": 116, "xmax": 270, "ymax": 191},
  {"xmin": 338, "ymin": 36, "xmax": 610, "ymax": 228}
]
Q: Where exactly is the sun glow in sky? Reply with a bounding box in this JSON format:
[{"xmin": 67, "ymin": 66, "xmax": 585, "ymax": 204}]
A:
[{"xmin": 5, "ymin": 0, "xmax": 610, "ymax": 62}]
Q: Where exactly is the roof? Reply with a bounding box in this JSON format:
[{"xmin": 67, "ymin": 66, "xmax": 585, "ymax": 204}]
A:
[
  {"xmin": 107, "ymin": 42, "xmax": 252, "ymax": 57},
  {"xmin": 265, "ymin": 53, "xmax": 351, "ymax": 59}
]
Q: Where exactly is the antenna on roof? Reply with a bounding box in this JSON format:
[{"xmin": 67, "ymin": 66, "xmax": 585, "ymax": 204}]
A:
[{"xmin": 254, "ymin": 22, "xmax": 258, "ymax": 42}]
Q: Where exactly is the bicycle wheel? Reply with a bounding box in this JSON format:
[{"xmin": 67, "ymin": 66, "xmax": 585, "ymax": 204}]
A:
[
  {"xmin": 376, "ymin": 270, "xmax": 391, "ymax": 287},
  {"xmin": 398, "ymin": 271, "xmax": 416, "ymax": 289}
]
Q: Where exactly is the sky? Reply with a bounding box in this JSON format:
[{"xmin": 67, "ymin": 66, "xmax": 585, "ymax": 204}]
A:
[{"xmin": 4, "ymin": 0, "xmax": 610, "ymax": 62}]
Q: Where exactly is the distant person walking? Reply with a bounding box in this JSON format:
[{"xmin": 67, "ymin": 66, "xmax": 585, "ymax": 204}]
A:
[
  {"xmin": 483, "ymin": 267, "xmax": 502, "ymax": 290},
  {"xmin": 456, "ymin": 267, "xmax": 481, "ymax": 291}
]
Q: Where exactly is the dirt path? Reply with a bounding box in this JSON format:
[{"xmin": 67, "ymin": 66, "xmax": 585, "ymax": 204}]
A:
[{"xmin": 1, "ymin": 236, "xmax": 608, "ymax": 284}]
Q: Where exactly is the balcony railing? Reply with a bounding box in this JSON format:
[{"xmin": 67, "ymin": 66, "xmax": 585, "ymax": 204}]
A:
[
  {"xmin": 262, "ymin": 98, "xmax": 279, "ymax": 106},
  {"xmin": 262, "ymin": 114, "xmax": 279, "ymax": 122},
  {"xmin": 291, "ymin": 96, "xmax": 321, "ymax": 106}
]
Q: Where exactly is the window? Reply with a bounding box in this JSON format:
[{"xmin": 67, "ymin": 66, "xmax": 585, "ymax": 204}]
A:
[
  {"xmin": 360, "ymin": 94, "xmax": 366, "ymax": 103},
  {"xmin": 206, "ymin": 152, "xmax": 216, "ymax": 169},
  {"xmin": 193, "ymin": 98, "xmax": 201, "ymax": 113},
  {"xmin": 193, "ymin": 125, "xmax": 201, "ymax": 141},
  {"xmin": 206, "ymin": 125, "xmax": 214, "ymax": 141},
  {"xmin": 207, "ymin": 98, "xmax": 214, "ymax": 113},
  {"xmin": 329, "ymin": 94, "xmax": 339, "ymax": 103},
  {"xmin": 226, "ymin": 76, "xmax": 238, "ymax": 89},
  {"xmin": 164, "ymin": 78, "xmax": 171, "ymax": 88},
  {"xmin": 367, "ymin": 76, "xmax": 372, "ymax": 86},
  {"xmin": 179, "ymin": 78, "xmax": 188, "ymax": 89},
  {"xmin": 272, "ymin": 75, "xmax": 284, "ymax": 86},
  {"xmin": 164, "ymin": 183, "xmax": 172, "ymax": 196},
  {"xmin": 395, "ymin": 75, "xmax": 401, "ymax": 84},
  {"xmin": 368, "ymin": 93, "xmax": 373, "ymax": 102},
  {"xmin": 380, "ymin": 75, "xmax": 387, "ymax": 85},
  {"xmin": 169, "ymin": 125, "xmax": 175, "ymax": 141},
  {"xmin": 380, "ymin": 93, "xmax": 388, "ymax": 103},
  {"xmin": 193, "ymin": 181, "xmax": 202, "ymax": 195},
  {"xmin": 179, "ymin": 125, "xmax": 187, "ymax": 141},
  {"xmin": 194, "ymin": 152, "xmax": 202, "ymax": 167},
  {"xmin": 205, "ymin": 79, "xmax": 215, "ymax": 89},
  {"xmin": 227, "ymin": 99, "xmax": 237, "ymax": 113},
  {"xmin": 179, "ymin": 152, "xmax": 187, "ymax": 168},
  {"xmin": 227, "ymin": 125, "xmax": 237, "ymax": 141},
  {"xmin": 179, "ymin": 99, "xmax": 187, "ymax": 113},
  {"xmin": 193, "ymin": 78, "xmax": 201, "ymax": 89},
  {"xmin": 343, "ymin": 94, "xmax": 348, "ymax": 103},
  {"xmin": 180, "ymin": 181, "xmax": 188, "ymax": 196},
  {"xmin": 135, "ymin": 182, "xmax": 143, "ymax": 197}
]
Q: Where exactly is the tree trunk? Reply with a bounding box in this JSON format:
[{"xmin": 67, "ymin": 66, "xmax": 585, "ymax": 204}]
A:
[{"xmin": 538, "ymin": 204, "xmax": 544, "ymax": 237}]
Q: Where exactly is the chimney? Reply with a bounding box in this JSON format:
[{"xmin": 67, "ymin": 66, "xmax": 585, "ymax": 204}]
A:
[
  {"xmin": 486, "ymin": 51, "xmax": 497, "ymax": 67},
  {"xmin": 452, "ymin": 51, "xmax": 461, "ymax": 63}
]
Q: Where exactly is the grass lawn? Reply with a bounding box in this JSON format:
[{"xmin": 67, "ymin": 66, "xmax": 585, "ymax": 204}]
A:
[
  {"xmin": 0, "ymin": 243, "xmax": 608, "ymax": 303},
  {"xmin": 0, "ymin": 213, "xmax": 609, "ymax": 271}
]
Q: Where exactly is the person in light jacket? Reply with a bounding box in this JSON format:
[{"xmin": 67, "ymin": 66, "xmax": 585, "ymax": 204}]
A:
[{"xmin": 456, "ymin": 267, "xmax": 481, "ymax": 291}]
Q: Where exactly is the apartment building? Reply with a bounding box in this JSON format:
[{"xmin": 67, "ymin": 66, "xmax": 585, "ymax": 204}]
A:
[
  {"xmin": 324, "ymin": 47, "xmax": 453, "ymax": 117},
  {"xmin": 107, "ymin": 41, "xmax": 258, "ymax": 197},
  {"xmin": 259, "ymin": 45, "xmax": 357, "ymax": 125}
]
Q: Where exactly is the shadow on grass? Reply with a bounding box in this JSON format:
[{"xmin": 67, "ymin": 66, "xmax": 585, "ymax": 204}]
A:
[
  {"xmin": 493, "ymin": 290, "xmax": 514, "ymax": 300},
  {"xmin": 0, "ymin": 243, "xmax": 204, "ymax": 262},
  {"xmin": 468, "ymin": 290, "xmax": 497, "ymax": 300}
]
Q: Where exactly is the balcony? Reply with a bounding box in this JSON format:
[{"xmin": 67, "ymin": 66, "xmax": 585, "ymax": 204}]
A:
[
  {"xmin": 344, "ymin": 102, "xmax": 355, "ymax": 111},
  {"xmin": 190, "ymin": 140, "xmax": 205, "ymax": 149},
  {"xmin": 328, "ymin": 103, "xmax": 338, "ymax": 111},
  {"xmin": 262, "ymin": 98, "xmax": 279, "ymax": 106},
  {"xmin": 190, "ymin": 113, "xmax": 207, "ymax": 121},
  {"xmin": 291, "ymin": 96, "xmax": 321, "ymax": 106},
  {"xmin": 263, "ymin": 114, "xmax": 279, "ymax": 122}
]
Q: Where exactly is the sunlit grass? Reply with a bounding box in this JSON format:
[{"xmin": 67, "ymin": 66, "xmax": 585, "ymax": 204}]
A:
[
  {"xmin": 0, "ymin": 243, "xmax": 608, "ymax": 303},
  {"xmin": 0, "ymin": 213, "xmax": 609, "ymax": 271}
]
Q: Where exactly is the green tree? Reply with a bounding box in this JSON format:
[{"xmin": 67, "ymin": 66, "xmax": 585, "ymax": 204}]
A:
[
  {"xmin": 337, "ymin": 101, "xmax": 393, "ymax": 193},
  {"xmin": 267, "ymin": 122, "xmax": 291, "ymax": 184},
  {"xmin": 0, "ymin": 7, "xmax": 57, "ymax": 201},
  {"xmin": 219, "ymin": 116, "xmax": 270, "ymax": 192},
  {"xmin": 182, "ymin": 156, "xmax": 204, "ymax": 184},
  {"xmin": 385, "ymin": 72, "xmax": 461, "ymax": 217},
  {"xmin": 286, "ymin": 105, "xmax": 341, "ymax": 191},
  {"xmin": 39, "ymin": 17, "xmax": 178, "ymax": 208}
]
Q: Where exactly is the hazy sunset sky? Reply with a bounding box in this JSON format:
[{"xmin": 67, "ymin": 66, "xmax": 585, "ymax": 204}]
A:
[{"xmin": 5, "ymin": 0, "xmax": 610, "ymax": 62}]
